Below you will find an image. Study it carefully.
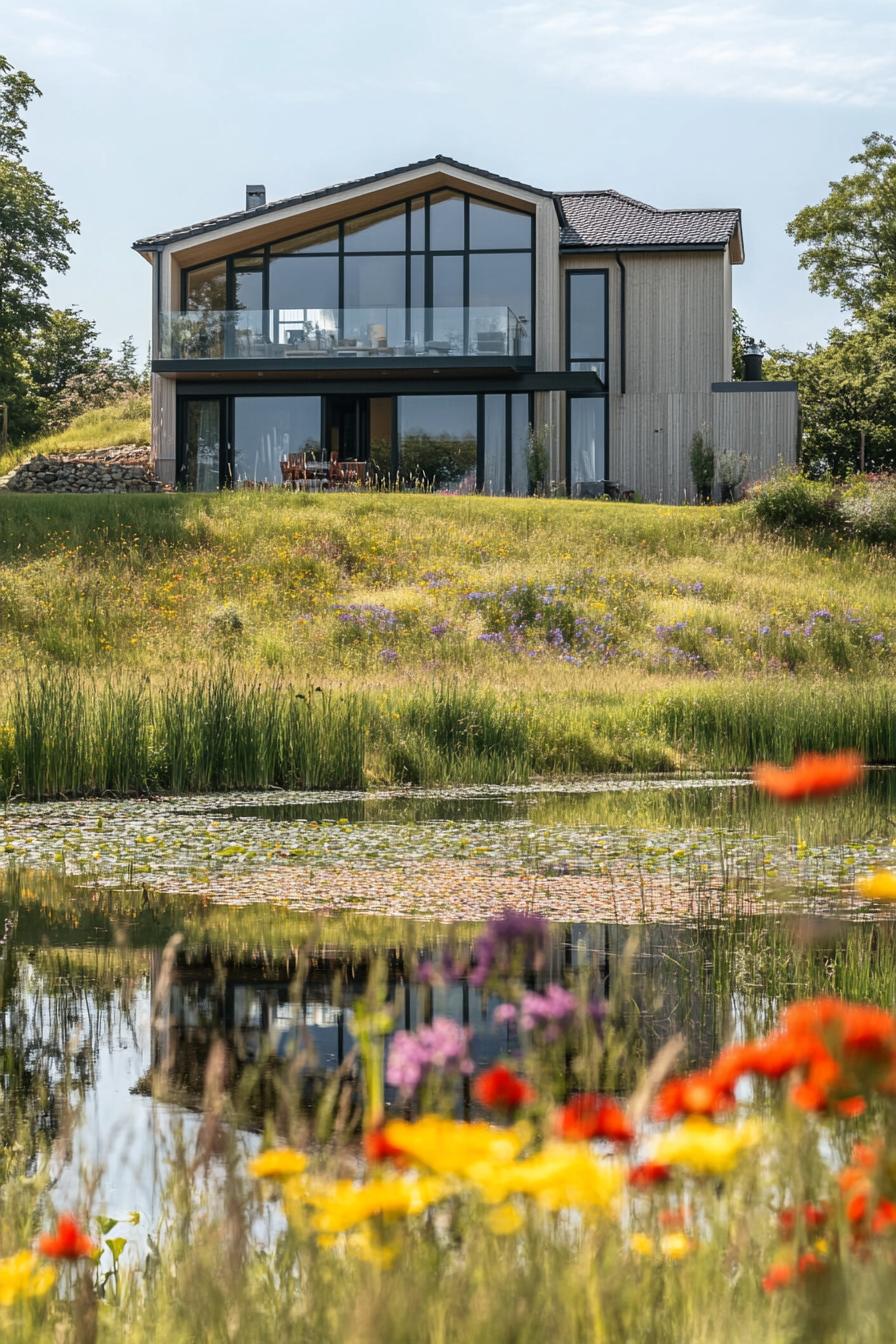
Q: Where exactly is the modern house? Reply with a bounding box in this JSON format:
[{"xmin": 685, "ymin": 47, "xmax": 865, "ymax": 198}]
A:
[{"xmin": 133, "ymin": 155, "xmax": 798, "ymax": 500}]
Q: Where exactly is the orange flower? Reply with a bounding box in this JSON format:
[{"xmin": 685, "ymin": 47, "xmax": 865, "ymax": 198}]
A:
[
  {"xmin": 38, "ymin": 1215, "xmax": 95, "ymax": 1261},
  {"xmin": 554, "ymin": 1094, "xmax": 634, "ymax": 1144},
  {"xmin": 752, "ymin": 750, "xmax": 863, "ymax": 802},
  {"xmin": 762, "ymin": 1262, "xmax": 796, "ymax": 1292},
  {"xmin": 627, "ymin": 1161, "xmax": 672, "ymax": 1188},
  {"xmin": 654, "ymin": 1072, "xmax": 734, "ymax": 1121},
  {"xmin": 472, "ymin": 1066, "xmax": 535, "ymax": 1115}
]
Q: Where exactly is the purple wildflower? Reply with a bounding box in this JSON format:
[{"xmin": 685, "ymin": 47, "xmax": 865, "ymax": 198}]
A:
[
  {"xmin": 872, "ymin": 632, "xmax": 885, "ymax": 644},
  {"xmin": 430, "ymin": 620, "xmax": 450, "ymax": 638},
  {"xmin": 469, "ymin": 909, "xmax": 549, "ymax": 989},
  {"xmin": 519, "ymin": 985, "xmax": 578, "ymax": 1039},
  {"xmin": 494, "ymin": 1003, "xmax": 518, "ymax": 1026},
  {"xmin": 380, "ymin": 648, "xmax": 398, "ymax": 663},
  {"xmin": 386, "ymin": 1017, "xmax": 473, "ymax": 1098}
]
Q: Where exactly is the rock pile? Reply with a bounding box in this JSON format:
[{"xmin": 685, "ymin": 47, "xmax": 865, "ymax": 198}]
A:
[{"xmin": 0, "ymin": 445, "xmax": 168, "ymax": 493}]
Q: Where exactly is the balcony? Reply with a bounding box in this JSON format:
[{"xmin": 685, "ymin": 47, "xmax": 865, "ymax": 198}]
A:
[{"xmin": 158, "ymin": 307, "xmax": 530, "ymax": 365}]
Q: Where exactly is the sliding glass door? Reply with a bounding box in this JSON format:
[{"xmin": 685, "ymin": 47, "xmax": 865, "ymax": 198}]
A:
[{"xmin": 180, "ymin": 398, "xmax": 226, "ymax": 490}]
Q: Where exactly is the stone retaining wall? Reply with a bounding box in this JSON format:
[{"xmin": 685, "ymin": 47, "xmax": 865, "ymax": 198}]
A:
[{"xmin": 0, "ymin": 445, "xmax": 168, "ymax": 494}]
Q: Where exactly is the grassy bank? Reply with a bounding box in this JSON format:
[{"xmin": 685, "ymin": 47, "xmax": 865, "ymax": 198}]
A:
[
  {"xmin": 2, "ymin": 671, "xmax": 896, "ymax": 799},
  {"xmin": 0, "ymin": 395, "xmax": 150, "ymax": 477},
  {"xmin": 0, "ymin": 435, "xmax": 895, "ymax": 792}
]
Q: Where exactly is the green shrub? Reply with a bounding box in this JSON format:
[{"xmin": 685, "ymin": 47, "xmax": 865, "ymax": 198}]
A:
[
  {"xmin": 841, "ymin": 475, "xmax": 896, "ymax": 545},
  {"xmin": 748, "ymin": 469, "xmax": 839, "ymax": 532}
]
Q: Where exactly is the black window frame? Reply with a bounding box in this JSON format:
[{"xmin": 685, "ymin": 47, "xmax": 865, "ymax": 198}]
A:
[
  {"xmin": 179, "ymin": 192, "xmax": 536, "ymax": 357},
  {"xmin": 175, "ymin": 389, "xmax": 534, "ymax": 494},
  {"xmin": 565, "ymin": 394, "xmax": 610, "ymax": 497},
  {"xmin": 564, "ymin": 267, "xmax": 609, "ymax": 381}
]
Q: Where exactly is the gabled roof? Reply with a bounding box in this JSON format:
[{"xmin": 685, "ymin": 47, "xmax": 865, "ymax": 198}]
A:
[
  {"xmin": 132, "ymin": 155, "xmax": 560, "ymax": 251},
  {"xmin": 558, "ymin": 189, "xmax": 743, "ymax": 258},
  {"xmin": 132, "ymin": 158, "xmax": 744, "ymax": 262}
]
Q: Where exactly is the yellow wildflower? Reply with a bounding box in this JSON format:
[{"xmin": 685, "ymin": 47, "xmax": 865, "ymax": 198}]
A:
[
  {"xmin": 487, "ymin": 1203, "xmax": 525, "ymax": 1236},
  {"xmin": 0, "ymin": 1250, "xmax": 56, "ymax": 1307},
  {"xmin": 344, "ymin": 1225, "xmax": 400, "ymax": 1268},
  {"xmin": 630, "ymin": 1232, "xmax": 654, "ymax": 1257},
  {"xmin": 469, "ymin": 1143, "xmax": 622, "ymax": 1214},
  {"xmin": 660, "ymin": 1232, "xmax": 693, "ymax": 1260},
  {"xmin": 651, "ymin": 1117, "xmax": 761, "ymax": 1176},
  {"xmin": 248, "ymin": 1148, "xmax": 308, "ymax": 1181},
  {"xmin": 381, "ymin": 1115, "xmax": 529, "ymax": 1177},
  {"xmin": 305, "ymin": 1175, "xmax": 446, "ymax": 1234},
  {"xmin": 856, "ymin": 869, "xmax": 896, "ymax": 902}
]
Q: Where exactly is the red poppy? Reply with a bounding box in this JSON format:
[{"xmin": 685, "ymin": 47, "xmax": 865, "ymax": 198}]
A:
[
  {"xmin": 38, "ymin": 1214, "xmax": 95, "ymax": 1260},
  {"xmin": 752, "ymin": 751, "xmax": 863, "ymax": 802},
  {"xmin": 627, "ymin": 1161, "xmax": 672, "ymax": 1188},
  {"xmin": 653, "ymin": 1072, "xmax": 734, "ymax": 1121},
  {"xmin": 363, "ymin": 1127, "xmax": 408, "ymax": 1166},
  {"xmin": 803, "ymin": 1202, "xmax": 829, "ymax": 1229},
  {"xmin": 762, "ymin": 1262, "xmax": 795, "ymax": 1293},
  {"xmin": 871, "ymin": 1199, "xmax": 896, "ymax": 1236},
  {"xmin": 797, "ymin": 1251, "xmax": 825, "ymax": 1276},
  {"xmin": 472, "ymin": 1065, "xmax": 535, "ymax": 1114},
  {"xmin": 554, "ymin": 1093, "xmax": 634, "ymax": 1144}
]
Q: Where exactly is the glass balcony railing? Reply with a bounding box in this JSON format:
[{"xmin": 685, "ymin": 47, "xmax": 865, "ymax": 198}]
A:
[{"xmin": 159, "ymin": 307, "xmax": 530, "ymax": 361}]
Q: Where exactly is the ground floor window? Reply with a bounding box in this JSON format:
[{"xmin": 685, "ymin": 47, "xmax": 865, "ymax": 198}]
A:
[
  {"xmin": 233, "ymin": 396, "xmax": 322, "ymax": 484},
  {"xmin": 398, "ymin": 395, "xmax": 477, "ymax": 492},
  {"xmin": 567, "ymin": 395, "xmax": 608, "ymax": 496},
  {"xmin": 177, "ymin": 391, "xmax": 534, "ymax": 494}
]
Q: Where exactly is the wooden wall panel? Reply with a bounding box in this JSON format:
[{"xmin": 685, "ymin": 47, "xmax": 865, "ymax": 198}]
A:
[{"xmin": 152, "ymin": 374, "xmax": 177, "ymax": 484}]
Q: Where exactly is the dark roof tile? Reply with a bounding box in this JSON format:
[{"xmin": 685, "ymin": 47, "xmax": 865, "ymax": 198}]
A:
[{"xmin": 558, "ymin": 190, "xmax": 741, "ymax": 250}]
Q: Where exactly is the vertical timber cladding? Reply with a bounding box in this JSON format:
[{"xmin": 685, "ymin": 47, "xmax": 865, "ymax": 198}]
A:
[
  {"xmin": 588, "ymin": 249, "xmax": 730, "ymax": 499},
  {"xmin": 533, "ymin": 198, "xmax": 562, "ymax": 485}
]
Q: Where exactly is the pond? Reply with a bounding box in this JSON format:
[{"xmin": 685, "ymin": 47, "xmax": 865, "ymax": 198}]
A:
[{"xmin": 3, "ymin": 772, "xmax": 896, "ymax": 1230}]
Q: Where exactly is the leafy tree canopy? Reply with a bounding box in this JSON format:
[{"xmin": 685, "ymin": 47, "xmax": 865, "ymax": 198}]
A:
[{"xmin": 787, "ymin": 132, "xmax": 896, "ymax": 324}]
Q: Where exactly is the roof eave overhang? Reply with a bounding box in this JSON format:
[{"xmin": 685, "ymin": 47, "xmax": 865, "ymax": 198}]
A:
[
  {"xmin": 560, "ymin": 242, "xmax": 731, "ymax": 255},
  {"xmin": 133, "ymin": 156, "xmax": 554, "ymax": 260}
]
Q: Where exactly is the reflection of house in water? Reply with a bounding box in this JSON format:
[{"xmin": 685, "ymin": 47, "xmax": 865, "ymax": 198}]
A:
[{"xmin": 149, "ymin": 923, "xmax": 735, "ymax": 1118}]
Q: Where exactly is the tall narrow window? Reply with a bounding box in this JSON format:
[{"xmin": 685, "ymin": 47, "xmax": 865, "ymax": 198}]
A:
[
  {"xmin": 566, "ymin": 271, "xmax": 607, "ymax": 383},
  {"xmin": 568, "ymin": 398, "xmax": 606, "ymax": 492}
]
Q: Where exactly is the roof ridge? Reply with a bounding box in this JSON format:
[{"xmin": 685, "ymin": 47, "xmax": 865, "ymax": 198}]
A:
[{"xmin": 558, "ymin": 189, "xmax": 658, "ymax": 211}]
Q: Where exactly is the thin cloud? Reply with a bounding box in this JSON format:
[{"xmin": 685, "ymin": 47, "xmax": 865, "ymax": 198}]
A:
[{"xmin": 496, "ymin": 1, "xmax": 896, "ymax": 106}]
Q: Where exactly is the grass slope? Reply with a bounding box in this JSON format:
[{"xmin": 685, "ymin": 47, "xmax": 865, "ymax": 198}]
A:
[
  {"xmin": 0, "ymin": 394, "xmax": 150, "ymax": 477},
  {"xmin": 0, "ymin": 483, "xmax": 893, "ymax": 793}
]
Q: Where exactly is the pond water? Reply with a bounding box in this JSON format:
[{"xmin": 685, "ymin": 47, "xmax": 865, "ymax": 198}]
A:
[{"xmin": 3, "ymin": 772, "xmax": 896, "ymax": 1226}]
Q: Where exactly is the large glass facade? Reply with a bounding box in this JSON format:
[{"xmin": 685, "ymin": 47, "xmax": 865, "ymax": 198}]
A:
[
  {"xmin": 398, "ymin": 396, "xmax": 477, "ymax": 491},
  {"xmin": 178, "ymin": 191, "xmax": 534, "ymax": 358},
  {"xmin": 233, "ymin": 397, "xmax": 322, "ymax": 484},
  {"xmin": 178, "ymin": 392, "xmax": 532, "ymax": 494}
]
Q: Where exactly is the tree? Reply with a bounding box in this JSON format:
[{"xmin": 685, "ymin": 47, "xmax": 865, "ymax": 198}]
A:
[
  {"xmin": 731, "ymin": 307, "xmax": 747, "ymax": 380},
  {"xmin": 0, "ymin": 55, "xmax": 78, "ymax": 441},
  {"xmin": 787, "ymin": 132, "xmax": 896, "ymax": 323},
  {"xmin": 766, "ymin": 306, "xmax": 896, "ymax": 477},
  {"xmin": 26, "ymin": 308, "xmax": 108, "ymax": 401}
]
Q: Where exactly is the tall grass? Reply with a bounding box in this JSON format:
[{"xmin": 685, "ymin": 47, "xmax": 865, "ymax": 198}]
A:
[
  {"xmin": 3, "ymin": 669, "xmax": 896, "ymax": 800},
  {"xmin": 7, "ymin": 673, "xmax": 366, "ymax": 799},
  {"xmin": 647, "ymin": 680, "xmax": 896, "ymax": 767}
]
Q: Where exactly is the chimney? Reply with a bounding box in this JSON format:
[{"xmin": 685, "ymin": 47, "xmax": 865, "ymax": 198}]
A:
[
  {"xmin": 245, "ymin": 184, "xmax": 266, "ymax": 211},
  {"xmin": 743, "ymin": 337, "xmax": 764, "ymax": 382}
]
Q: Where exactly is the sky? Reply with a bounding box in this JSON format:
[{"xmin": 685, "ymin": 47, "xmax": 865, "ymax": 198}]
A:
[{"xmin": 6, "ymin": 0, "xmax": 896, "ymax": 357}]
